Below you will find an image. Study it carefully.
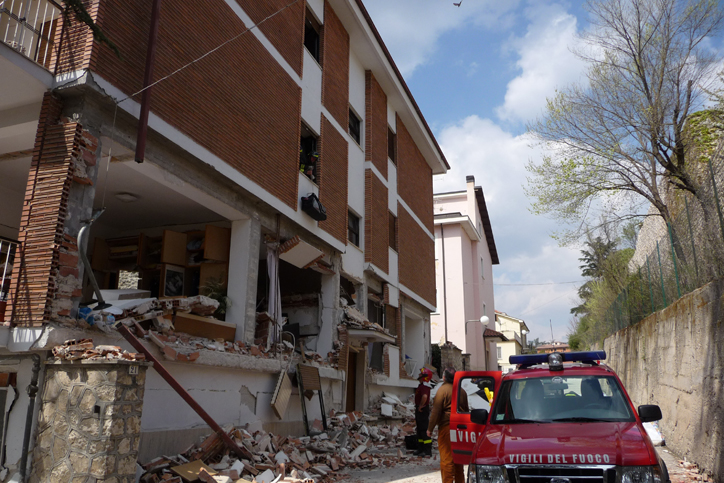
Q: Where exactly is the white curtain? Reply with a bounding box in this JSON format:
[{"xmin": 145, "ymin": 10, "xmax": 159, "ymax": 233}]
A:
[{"xmin": 266, "ymin": 242, "xmax": 283, "ymax": 343}]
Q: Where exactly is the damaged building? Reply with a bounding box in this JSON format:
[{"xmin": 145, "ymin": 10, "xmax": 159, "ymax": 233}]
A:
[{"xmin": 0, "ymin": 0, "xmax": 447, "ymax": 479}]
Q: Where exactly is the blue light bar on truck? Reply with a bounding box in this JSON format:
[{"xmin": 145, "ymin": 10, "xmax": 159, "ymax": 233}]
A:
[{"xmin": 509, "ymin": 350, "xmax": 606, "ymax": 366}]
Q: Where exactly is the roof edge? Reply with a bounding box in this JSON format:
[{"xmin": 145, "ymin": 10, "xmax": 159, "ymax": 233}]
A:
[{"xmin": 353, "ymin": 0, "xmax": 450, "ymax": 171}]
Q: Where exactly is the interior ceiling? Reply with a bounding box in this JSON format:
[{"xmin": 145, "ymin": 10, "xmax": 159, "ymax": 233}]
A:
[
  {"xmin": 0, "ymin": 54, "xmax": 48, "ymax": 111},
  {"xmin": 93, "ymin": 160, "xmax": 225, "ymax": 233},
  {"xmin": 0, "ymin": 156, "xmax": 31, "ymax": 194}
]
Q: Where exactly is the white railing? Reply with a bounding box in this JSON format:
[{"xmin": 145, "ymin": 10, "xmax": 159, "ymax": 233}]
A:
[{"xmin": 1, "ymin": 0, "xmax": 61, "ymax": 67}]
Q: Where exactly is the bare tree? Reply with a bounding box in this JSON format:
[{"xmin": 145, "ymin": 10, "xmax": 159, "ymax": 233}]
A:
[{"xmin": 526, "ymin": 0, "xmax": 724, "ymax": 249}]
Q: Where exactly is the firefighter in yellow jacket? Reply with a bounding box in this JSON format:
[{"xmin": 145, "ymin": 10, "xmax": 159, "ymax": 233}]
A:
[{"xmin": 427, "ymin": 367, "xmax": 468, "ymax": 483}]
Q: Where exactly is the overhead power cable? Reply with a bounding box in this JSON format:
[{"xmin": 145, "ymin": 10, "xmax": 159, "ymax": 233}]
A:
[
  {"xmin": 117, "ymin": 0, "xmax": 301, "ymax": 104},
  {"xmin": 494, "ymin": 281, "xmax": 585, "ymax": 286}
]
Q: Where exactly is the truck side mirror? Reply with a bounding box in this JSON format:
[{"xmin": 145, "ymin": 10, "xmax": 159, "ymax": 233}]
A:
[
  {"xmin": 470, "ymin": 409, "xmax": 489, "ymax": 425},
  {"xmin": 638, "ymin": 405, "xmax": 662, "ymax": 422}
]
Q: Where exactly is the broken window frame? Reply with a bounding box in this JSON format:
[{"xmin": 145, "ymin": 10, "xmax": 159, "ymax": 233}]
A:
[
  {"xmin": 387, "ymin": 127, "xmax": 396, "ymax": 164},
  {"xmin": 348, "ymin": 210, "xmax": 360, "ymax": 247},
  {"xmin": 300, "ymin": 123, "xmax": 319, "ymax": 184},
  {"xmin": 388, "ymin": 212, "xmax": 397, "ymax": 252},
  {"xmin": 348, "ymin": 108, "xmax": 361, "ymax": 145},
  {"xmin": 304, "ymin": 8, "xmax": 321, "ymax": 64}
]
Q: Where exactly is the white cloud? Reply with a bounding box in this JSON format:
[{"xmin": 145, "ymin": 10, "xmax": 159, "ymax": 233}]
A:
[
  {"xmin": 495, "ymin": 3, "xmax": 586, "ymax": 123},
  {"xmin": 435, "ymin": 115, "xmax": 582, "ymax": 342},
  {"xmin": 363, "ymin": 0, "xmax": 520, "ymax": 76}
]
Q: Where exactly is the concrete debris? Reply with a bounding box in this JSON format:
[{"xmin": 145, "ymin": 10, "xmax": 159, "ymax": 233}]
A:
[
  {"xmin": 140, "ymin": 400, "xmax": 422, "ymax": 483},
  {"xmin": 340, "ymin": 307, "xmax": 391, "ymax": 336},
  {"xmin": 52, "ymin": 338, "xmax": 145, "ymax": 361},
  {"xmin": 674, "ymin": 460, "xmax": 714, "ymax": 482}
]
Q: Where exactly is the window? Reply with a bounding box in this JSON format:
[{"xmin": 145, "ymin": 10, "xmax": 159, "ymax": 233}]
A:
[
  {"xmin": 388, "ymin": 212, "xmax": 397, "ymax": 251},
  {"xmin": 491, "ymin": 376, "xmax": 635, "ymax": 424},
  {"xmin": 457, "ymin": 376, "xmax": 496, "ymax": 413},
  {"xmin": 349, "ymin": 108, "xmax": 361, "ymax": 145},
  {"xmin": 387, "ymin": 127, "xmax": 396, "ymax": 164},
  {"xmin": 497, "ymin": 346, "xmax": 502, "ymax": 360},
  {"xmin": 481, "ymin": 258, "xmax": 485, "ymax": 279},
  {"xmin": 348, "ymin": 211, "xmax": 360, "ymax": 247},
  {"xmin": 304, "ymin": 9, "xmax": 321, "ymax": 63},
  {"xmin": 300, "ymin": 124, "xmax": 319, "ymax": 182}
]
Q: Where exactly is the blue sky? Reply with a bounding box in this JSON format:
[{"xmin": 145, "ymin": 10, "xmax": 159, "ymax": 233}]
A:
[{"xmin": 364, "ymin": 0, "xmax": 596, "ymax": 342}]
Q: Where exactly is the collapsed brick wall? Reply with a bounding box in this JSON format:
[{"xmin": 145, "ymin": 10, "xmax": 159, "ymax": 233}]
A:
[
  {"xmin": 396, "ymin": 115, "xmax": 434, "ymax": 232},
  {"xmin": 318, "ymin": 115, "xmax": 349, "ymax": 244},
  {"xmin": 398, "ymin": 204, "xmax": 436, "ymax": 306},
  {"xmin": 365, "ymin": 71, "xmax": 388, "ymax": 178},
  {"xmin": 364, "ymin": 171, "xmax": 389, "ymax": 272},
  {"xmin": 9, "ymin": 93, "xmax": 98, "ymax": 326},
  {"xmin": 31, "ymin": 361, "xmax": 149, "ymax": 483},
  {"xmin": 321, "ymin": 2, "xmax": 350, "ymax": 128},
  {"xmin": 92, "ymin": 0, "xmax": 303, "ymax": 209}
]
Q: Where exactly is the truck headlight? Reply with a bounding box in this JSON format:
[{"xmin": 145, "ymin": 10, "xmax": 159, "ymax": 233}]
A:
[
  {"xmin": 620, "ymin": 466, "xmax": 656, "ymax": 483},
  {"xmin": 473, "ymin": 465, "xmax": 508, "ymax": 483}
]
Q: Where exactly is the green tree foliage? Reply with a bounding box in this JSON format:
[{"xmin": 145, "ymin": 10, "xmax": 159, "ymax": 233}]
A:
[
  {"xmin": 62, "ymin": 0, "xmax": 120, "ymax": 58},
  {"xmin": 568, "ymin": 234, "xmax": 635, "ymax": 348},
  {"xmin": 526, "ymin": 0, "xmax": 724, "ymax": 245}
]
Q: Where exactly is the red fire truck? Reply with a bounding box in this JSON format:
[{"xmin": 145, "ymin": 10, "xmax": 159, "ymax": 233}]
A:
[{"xmin": 449, "ymin": 351, "xmax": 669, "ymax": 483}]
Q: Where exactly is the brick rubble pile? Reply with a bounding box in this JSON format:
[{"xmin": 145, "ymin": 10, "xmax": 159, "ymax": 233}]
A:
[
  {"xmin": 140, "ymin": 398, "xmax": 421, "ymax": 483},
  {"xmin": 51, "ymin": 338, "xmax": 145, "ymax": 361}
]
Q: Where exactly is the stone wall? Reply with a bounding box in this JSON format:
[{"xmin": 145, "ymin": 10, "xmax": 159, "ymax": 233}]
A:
[
  {"xmin": 30, "ymin": 360, "xmax": 150, "ymax": 483},
  {"xmin": 604, "ymin": 280, "xmax": 724, "ymax": 482},
  {"xmin": 440, "ymin": 343, "xmax": 464, "ymax": 371}
]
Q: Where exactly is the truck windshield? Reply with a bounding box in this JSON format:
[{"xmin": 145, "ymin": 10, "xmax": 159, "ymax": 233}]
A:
[{"xmin": 490, "ymin": 375, "xmax": 635, "ymax": 423}]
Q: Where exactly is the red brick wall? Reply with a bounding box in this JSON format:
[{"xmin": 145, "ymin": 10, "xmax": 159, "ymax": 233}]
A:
[
  {"xmin": 54, "ymin": 0, "xmax": 97, "ymax": 74},
  {"xmin": 318, "ymin": 115, "xmax": 348, "ymax": 244},
  {"xmin": 235, "ymin": 0, "xmax": 305, "ymax": 76},
  {"xmin": 9, "ymin": 94, "xmax": 82, "ymax": 326},
  {"xmin": 321, "ymin": 2, "xmax": 349, "ymax": 128},
  {"xmin": 364, "ymin": 171, "xmax": 388, "ymax": 272},
  {"xmin": 396, "ymin": 116, "xmax": 433, "ymax": 232},
  {"xmin": 398, "ymin": 204, "xmax": 435, "ymax": 306},
  {"xmin": 92, "ymin": 0, "xmax": 302, "ymax": 209},
  {"xmin": 365, "ymin": 71, "xmax": 388, "ymax": 178}
]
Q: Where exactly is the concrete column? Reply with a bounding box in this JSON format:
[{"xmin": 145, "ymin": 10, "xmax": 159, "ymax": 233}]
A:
[
  {"xmin": 225, "ymin": 216, "xmax": 261, "ymax": 344},
  {"xmin": 317, "ymin": 255, "xmax": 340, "ymax": 358}
]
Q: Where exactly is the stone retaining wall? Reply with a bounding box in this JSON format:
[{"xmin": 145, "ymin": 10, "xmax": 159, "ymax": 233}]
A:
[
  {"xmin": 604, "ymin": 280, "xmax": 724, "ymax": 482},
  {"xmin": 30, "ymin": 360, "xmax": 150, "ymax": 483}
]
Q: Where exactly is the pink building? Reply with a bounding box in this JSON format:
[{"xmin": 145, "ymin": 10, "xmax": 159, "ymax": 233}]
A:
[{"xmin": 432, "ymin": 176, "xmax": 499, "ymax": 370}]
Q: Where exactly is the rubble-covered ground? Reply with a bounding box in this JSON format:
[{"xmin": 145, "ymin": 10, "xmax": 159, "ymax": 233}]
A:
[{"xmin": 137, "ymin": 393, "xmax": 427, "ymax": 483}]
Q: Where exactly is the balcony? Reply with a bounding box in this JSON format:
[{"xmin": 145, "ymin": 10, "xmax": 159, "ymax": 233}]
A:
[
  {"xmin": 1, "ymin": 0, "xmax": 61, "ymax": 68},
  {"xmin": 0, "ymin": 237, "xmax": 18, "ymax": 322}
]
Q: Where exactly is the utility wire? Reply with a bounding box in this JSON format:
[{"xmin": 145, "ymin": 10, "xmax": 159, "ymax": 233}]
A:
[
  {"xmin": 517, "ymin": 287, "xmax": 579, "ymax": 317},
  {"xmin": 116, "ymin": 0, "xmax": 301, "ymax": 105},
  {"xmin": 494, "ymin": 281, "xmax": 585, "ymax": 286}
]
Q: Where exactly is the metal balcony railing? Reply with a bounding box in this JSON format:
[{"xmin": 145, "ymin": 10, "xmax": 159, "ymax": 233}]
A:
[
  {"xmin": 1, "ymin": 237, "xmax": 18, "ymax": 303},
  {"xmin": 1, "ymin": 0, "xmax": 61, "ymax": 68},
  {"xmin": 0, "ymin": 237, "xmax": 18, "ymax": 322}
]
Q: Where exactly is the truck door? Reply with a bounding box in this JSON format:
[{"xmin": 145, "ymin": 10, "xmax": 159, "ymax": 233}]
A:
[{"xmin": 450, "ymin": 371, "xmax": 502, "ymax": 465}]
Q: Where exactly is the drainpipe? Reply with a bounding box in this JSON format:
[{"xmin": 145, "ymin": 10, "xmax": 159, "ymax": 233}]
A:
[
  {"xmin": 78, "ymin": 209, "xmax": 111, "ymax": 310},
  {"xmin": 440, "ymin": 225, "xmax": 448, "ymax": 343},
  {"xmin": 134, "ymin": 0, "xmax": 163, "ymax": 164},
  {"xmin": 19, "ymin": 354, "xmax": 40, "ymax": 483}
]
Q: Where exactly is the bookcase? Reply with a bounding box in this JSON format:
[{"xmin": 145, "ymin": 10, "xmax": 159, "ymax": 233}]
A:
[{"xmin": 91, "ymin": 225, "xmax": 231, "ymax": 298}]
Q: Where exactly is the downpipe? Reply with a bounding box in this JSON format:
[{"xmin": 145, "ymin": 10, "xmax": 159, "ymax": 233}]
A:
[
  {"xmin": 18, "ymin": 354, "xmax": 40, "ymax": 483},
  {"xmin": 78, "ymin": 209, "xmax": 111, "ymax": 310}
]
